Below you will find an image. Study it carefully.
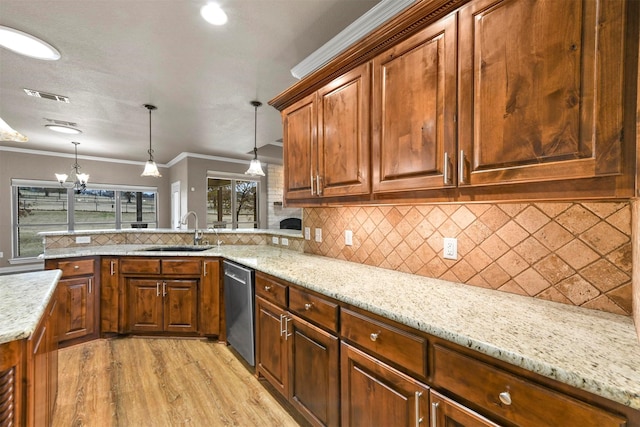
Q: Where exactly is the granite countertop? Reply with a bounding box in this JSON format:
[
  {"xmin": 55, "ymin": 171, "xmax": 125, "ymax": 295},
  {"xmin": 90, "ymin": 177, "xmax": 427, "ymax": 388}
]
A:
[
  {"xmin": 39, "ymin": 228, "xmax": 303, "ymax": 238},
  {"xmin": 0, "ymin": 269, "xmax": 62, "ymax": 344},
  {"xmin": 42, "ymin": 244, "xmax": 640, "ymax": 410}
]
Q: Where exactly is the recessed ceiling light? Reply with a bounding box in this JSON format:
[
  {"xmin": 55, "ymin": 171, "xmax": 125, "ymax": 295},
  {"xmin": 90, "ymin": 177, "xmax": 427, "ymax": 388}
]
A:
[
  {"xmin": 201, "ymin": 3, "xmax": 228, "ymax": 26},
  {"xmin": 45, "ymin": 124, "xmax": 82, "ymax": 134},
  {"xmin": 0, "ymin": 25, "xmax": 61, "ymax": 60}
]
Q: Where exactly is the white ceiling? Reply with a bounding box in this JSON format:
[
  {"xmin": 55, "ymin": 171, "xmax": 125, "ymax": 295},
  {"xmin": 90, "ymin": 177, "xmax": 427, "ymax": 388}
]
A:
[{"xmin": 0, "ymin": 0, "xmax": 380, "ymax": 165}]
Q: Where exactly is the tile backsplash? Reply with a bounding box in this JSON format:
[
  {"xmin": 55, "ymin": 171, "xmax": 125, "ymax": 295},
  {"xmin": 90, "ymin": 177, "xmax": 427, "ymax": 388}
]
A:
[{"xmin": 303, "ymin": 201, "xmax": 632, "ymax": 316}]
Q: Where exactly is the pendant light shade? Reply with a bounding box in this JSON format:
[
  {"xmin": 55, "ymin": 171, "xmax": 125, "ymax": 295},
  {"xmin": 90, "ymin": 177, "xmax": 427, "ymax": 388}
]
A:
[
  {"xmin": 141, "ymin": 104, "xmax": 162, "ymax": 177},
  {"xmin": 55, "ymin": 141, "xmax": 89, "ymax": 194},
  {"xmin": 245, "ymin": 100, "xmax": 265, "ymax": 177}
]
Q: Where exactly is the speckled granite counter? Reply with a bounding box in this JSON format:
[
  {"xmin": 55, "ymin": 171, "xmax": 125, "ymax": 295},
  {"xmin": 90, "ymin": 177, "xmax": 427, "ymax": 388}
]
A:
[
  {"xmin": 42, "ymin": 244, "xmax": 640, "ymax": 410},
  {"xmin": 0, "ymin": 269, "xmax": 61, "ymax": 344}
]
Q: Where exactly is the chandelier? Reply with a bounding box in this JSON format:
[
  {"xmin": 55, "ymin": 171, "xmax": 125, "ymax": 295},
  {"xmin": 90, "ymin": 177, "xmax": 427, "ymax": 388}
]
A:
[{"xmin": 55, "ymin": 141, "xmax": 89, "ymax": 194}]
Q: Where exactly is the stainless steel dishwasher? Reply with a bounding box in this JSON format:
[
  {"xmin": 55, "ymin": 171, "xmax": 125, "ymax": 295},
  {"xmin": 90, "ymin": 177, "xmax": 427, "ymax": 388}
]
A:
[{"xmin": 223, "ymin": 260, "xmax": 255, "ymax": 366}]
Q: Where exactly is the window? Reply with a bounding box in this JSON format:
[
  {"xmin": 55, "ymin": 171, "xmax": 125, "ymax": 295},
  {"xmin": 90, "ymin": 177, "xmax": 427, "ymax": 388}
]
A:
[
  {"xmin": 12, "ymin": 180, "xmax": 157, "ymax": 259},
  {"xmin": 207, "ymin": 177, "xmax": 259, "ymax": 229}
]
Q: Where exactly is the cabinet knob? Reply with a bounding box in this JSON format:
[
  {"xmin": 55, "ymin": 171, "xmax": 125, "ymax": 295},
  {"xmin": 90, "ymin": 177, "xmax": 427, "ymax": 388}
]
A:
[
  {"xmin": 74, "ymin": 265, "xmax": 79, "ymax": 270},
  {"xmin": 264, "ymin": 285, "xmax": 271, "ymax": 292},
  {"xmin": 370, "ymin": 332, "xmax": 380, "ymax": 342},
  {"xmin": 499, "ymin": 391, "xmax": 512, "ymax": 406},
  {"xmin": 304, "ymin": 303, "xmax": 312, "ymax": 311}
]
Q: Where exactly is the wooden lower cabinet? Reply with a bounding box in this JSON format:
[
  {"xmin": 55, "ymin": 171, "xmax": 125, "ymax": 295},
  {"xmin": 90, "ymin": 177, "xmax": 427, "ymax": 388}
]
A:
[
  {"xmin": 26, "ymin": 292, "xmax": 59, "ymax": 426},
  {"xmin": 200, "ymin": 259, "xmax": 221, "ymax": 336},
  {"xmin": 289, "ymin": 316, "xmax": 339, "ymax": 427},
  {"xmin": 126, "ymin": 278, "xmax": 198, "ymax": 334},
  {"xmin": 100, "ymin": 257, "xmax": 119, "ymax": 334},
  {"xmin": 0, "ymin": 340, "xmax": 22, "ymax": 426},
  {"xmin": 256, "ymin": 294, "xmax": 340, "ymax": 427},
  {"xmin": 340, "ymin": 342, "xmax": 429, "ymax": 427},
  {"xmin": 46, "ymin": 257, "xmax": 99, "ymax": 347},
  {"xmin": 430, "ymin": 390, "xmax": 501, "ymax": 427}
]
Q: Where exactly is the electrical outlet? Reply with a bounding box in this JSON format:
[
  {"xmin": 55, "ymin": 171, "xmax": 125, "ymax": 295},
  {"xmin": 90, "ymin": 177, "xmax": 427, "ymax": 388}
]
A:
[
  {"xmin": 0, "ymin": 252, "xmax": 3, "ymax": 258},
  {"xmin": 345, "ymin": 230, "xmax": 353, "ymax": 246},
  {"xmin": 443, "ymin": 237, "xmax": 458, "ymax": 260},
  {"xmin": 281, "ymin": 238, "xmax": 289, "ymax": 246},
  {"xmin": 315, "ymin": 228, "xmax": 322, "ymax": 243},
  {"xmin": 272, "ymin": 236, "xmax": 279, "ymax": 245},
  {"xmin": 76, "ymin": 236, "xmax": 91, "ymax": 244},
  {"xmin": 304, "ymin": 227, "xmax": 311, "ymax": 240}
]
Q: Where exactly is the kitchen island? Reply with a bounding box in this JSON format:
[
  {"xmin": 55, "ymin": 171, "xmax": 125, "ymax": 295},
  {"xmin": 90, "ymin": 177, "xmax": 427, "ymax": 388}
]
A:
[
  {"xmin": 0, "ymin": 269, "xmax": 62, "ymax": 426},
  {"xmin": 41, "ymin": 243, "xmax": 640, "ymax": 424}
]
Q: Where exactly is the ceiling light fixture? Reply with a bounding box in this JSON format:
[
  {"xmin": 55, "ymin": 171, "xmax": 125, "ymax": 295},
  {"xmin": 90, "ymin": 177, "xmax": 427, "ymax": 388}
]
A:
[
  {"xmin": 55, "ymin": 141, "xmax": 89, "ymax": 194},
  {"xmin": 290, "ymin": 0, "xmax": 414, "ymax": 79},
  {"xmin": 201, "ymin": 3, "xmax": 228, "ymax": 26},
  {"xmin": 45, "ymin": 124, "xmax": 82, "ymax": 134},
  {"xmin": 245, "ymin": 100, "xmax": 265, "ymax": 177},
  {"xmin": 0, "ymin": 25, "xmax": 61, "ymax": 60},
  {"xmin": 141, "ymin": 104, "xmax": 162, "ymax": 178},
  {"xmin": 0, "ymin": 116, "xmax": 28, "ymax": 142}
]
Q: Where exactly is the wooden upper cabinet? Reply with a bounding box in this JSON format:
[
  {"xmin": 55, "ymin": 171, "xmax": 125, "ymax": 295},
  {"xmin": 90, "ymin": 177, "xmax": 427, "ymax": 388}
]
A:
[
  {"xmin": 457, "ymin": 0, "xmax": 626, "ymax": 187},
  {"xmin": 283, "ymin": 93, "xmax": 317, "ymax": 201},
  {"xmin": 372, "ymin": 13, "xmax": 457, "ymax": 193},
  {"xmin": 317, "ymin": 62, "xmax": 371, "ymax": 197}
]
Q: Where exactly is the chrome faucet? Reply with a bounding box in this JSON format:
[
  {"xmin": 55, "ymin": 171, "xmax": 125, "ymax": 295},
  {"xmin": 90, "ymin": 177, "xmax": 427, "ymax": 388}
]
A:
[{"xmin": 181, "ymin": 211, "xmax": 204, "ymax": 245}]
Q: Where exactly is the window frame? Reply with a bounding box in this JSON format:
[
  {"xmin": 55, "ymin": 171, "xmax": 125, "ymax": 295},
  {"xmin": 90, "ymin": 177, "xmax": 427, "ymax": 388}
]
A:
[
  {"xmin": 206, "ymin": 174, "xmax": 261, "ymax": 229},
  {"xmin": 11, "ymin": 179, "xmax": 158, "ymax": 260}
]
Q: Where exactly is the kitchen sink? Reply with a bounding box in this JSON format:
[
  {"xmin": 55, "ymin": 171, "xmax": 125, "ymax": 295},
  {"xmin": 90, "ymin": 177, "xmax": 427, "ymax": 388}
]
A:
[{"xmin": 141, "ymin": 245, "xmax": 213, "ymax": 252}]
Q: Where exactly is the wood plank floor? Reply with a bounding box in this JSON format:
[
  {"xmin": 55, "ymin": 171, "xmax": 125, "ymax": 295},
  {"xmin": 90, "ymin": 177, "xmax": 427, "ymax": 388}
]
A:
[{"xmin": 53, "ymin": 337, "xmax": 302, "ymax": 426}]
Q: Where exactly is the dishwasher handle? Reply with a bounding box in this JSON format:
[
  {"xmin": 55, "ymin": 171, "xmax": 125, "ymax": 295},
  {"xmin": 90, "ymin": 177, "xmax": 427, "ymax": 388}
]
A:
[{"xmin": 224, "ymin": 270, "xmax": 247, "ymax": 285}]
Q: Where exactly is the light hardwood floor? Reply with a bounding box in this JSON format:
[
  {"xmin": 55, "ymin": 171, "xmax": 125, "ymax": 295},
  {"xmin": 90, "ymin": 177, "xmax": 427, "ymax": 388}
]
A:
[{"xmin": 53, "ymin": 337, "xmax": 301, "ymax": 426}]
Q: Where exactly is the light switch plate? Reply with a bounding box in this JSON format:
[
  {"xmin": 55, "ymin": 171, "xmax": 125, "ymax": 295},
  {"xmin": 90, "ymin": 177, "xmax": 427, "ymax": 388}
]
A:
[
  {"xmin": 315, "ymin": 228, "xmax": 322, "ymax": 243},
  {"xmin": 304, "ymin": 227, "xmax": 311, "ymax": 240},
  {"xmin": 281, "ymin": 238, "xmax": 289, "ymax": 246},
  {"xmin": 443, "ymin": 237, "xmax": 458, "ymax": 260},
  {"xmin": 76, "ymin": 236, "xmax": 91, "ymax": 244}
]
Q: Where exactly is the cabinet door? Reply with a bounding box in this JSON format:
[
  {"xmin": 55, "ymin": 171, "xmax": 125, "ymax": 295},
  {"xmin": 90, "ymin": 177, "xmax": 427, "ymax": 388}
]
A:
[
  {"xmin": 457, "ymin": 0, "xmax": 626, "ymax": 186},
  {"xmin": 100, "ymin": 257, "xmax": 119, "ymax": 334},
  {"xmin": 289, "ymin": 316, "xmax": 339, "ymax": 427},
  {"xmin": 372, "ymin": 13, "xmax": 457, "ymax": 193},
  {"xmin": 164, "ymin": 280, "xmax": 198, "ymax": 334},
  {"xmin": 255, "ymin": 297, "xmax": 289, "ymax": 396},
  {"xmin": 29, "ymin": 319, "xmax": 48, "ymax": 427},
  {"xmin": 317, "ymin": 63, "xmax": 370, "ymax": 197},
  {"xmin": 58, "ymin": 276, "xmax": 96, "ymax": 343},
  {"xmin": 430, "ymin": 390, "xmax": 501, "ymax": 427},
  {"xmin": 341, "ymin": 342, "xmax": 429, "ymax": 427},
  {"xmin": 283, "ymin": 92, "xmax": 317, "ymax": 201},
  {"xmin": 127, "ymin": 279, "xmax": 164, "ymax": 332},
  {"xmin": 200, "ymin": 259, "xmax": 220, "ymax": 336},
  {"xmin": 47, "ymin": 298, "xmax": 59, "ymax": 418}
]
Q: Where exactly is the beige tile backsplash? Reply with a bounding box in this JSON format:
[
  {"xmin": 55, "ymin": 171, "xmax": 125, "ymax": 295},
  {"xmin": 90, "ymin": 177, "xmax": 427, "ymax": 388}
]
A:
[{"xmin": 303, "ymin": 202, "xmax": 633, "ymax": 316}]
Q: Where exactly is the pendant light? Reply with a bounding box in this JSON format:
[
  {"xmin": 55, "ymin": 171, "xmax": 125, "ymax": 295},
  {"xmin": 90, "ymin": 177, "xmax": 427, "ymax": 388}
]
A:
[
  {"xmin": 245, "ymin": 100, "xmax": 265, "ymax": 177},
  {"xmin": 55, "ymin": 141, "xmax": 89, "ymax": 194},
  {"xmin": 141, "ymin": 104, "xmax": 162, "ymax": 177}
]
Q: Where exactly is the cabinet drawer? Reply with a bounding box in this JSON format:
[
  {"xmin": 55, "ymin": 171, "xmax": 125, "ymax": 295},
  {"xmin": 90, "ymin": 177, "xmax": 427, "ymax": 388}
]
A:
[
  {"xmin": 289, "ymin": 287, "xmax": 338, "ymax": 333},
  {"xmin": 119, "ymin": 258, "xmax": 161, "ymax": 274},
  {"xmin": 256, "ymin": 274, "xmax": 287, "ymax": 307},
  {"xmin": 57, "ymin": 259, "xmax": 94, "ymax": 277},
  {"xmin": 162, "ymin": 259, "xmax": 201, "ymax": 275},
  {"xmin": 340, "ymin": 309, "xmax": 427, "ymax": 377},
  {"xmin": 432, "ymin": 345, "xmax": 626, "ymax": 427}
]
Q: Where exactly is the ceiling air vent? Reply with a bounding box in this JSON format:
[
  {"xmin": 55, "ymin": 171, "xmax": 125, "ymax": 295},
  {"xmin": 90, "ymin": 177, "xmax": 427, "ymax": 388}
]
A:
[
  {"xmin": 23, "ymin": 88, "xmax": 70, "ymax": 103},
  {"xmin": 44, "ymin": 118, "xmax": 78, "ymax": 127}
]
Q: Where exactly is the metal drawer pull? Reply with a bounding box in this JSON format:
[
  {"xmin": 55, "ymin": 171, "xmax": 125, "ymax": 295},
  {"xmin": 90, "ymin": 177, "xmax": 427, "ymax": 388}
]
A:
[
  {"xmin": 310, "ymin": 170, "xmax": 315, "ymax": 195},
  {"xmin": 443, "ymin": 152, "xmax": 451, "ymax": 185},
  {"xmin": 415, "ymin": 391, "xmax": 423, "ymax": 426},
  {"xmin": 110, "ymin": 260, "xmax": 116, "ymax": 276},
  {"xmin": 203, "ymin": 262, "xmax": 207, "ymax": 277},
  {"xmin": 499, "ymin": 391, "xmax": 512, "ymax": 406},
  {"xmin": 285, "ymin": 316, "xmax": 293, "ymax": 339},
  {"xmin": 162, "ymin": 282, "xmax": 167, "ymax": 297},
  {"xmin": 370, "ymin": 332, "xmax": 380, "ymax": 342},
  {"xmin": 316, "ymin": 175, "xmax": 323, "ymax": 195},
  {"xmin": 88, "ymin": 278, "xmax": 92, "ymax": 294},
  {"xmin": 459, "ymin": 150, "xmax": 466, "ymax": 185},
  {"xmin": 280, "ymin": 314, "xmax": 287, "ymax": 337},
  {"xmin": 74, "ymin": 265, "xmax": 79, "ymax": 270},
  {"xmin": 304, "ymin": 303, "xmax": 312, "ymax": 311},
  {"xmin": 264, "ymin": 285, "xmax": 272, "ymax": 292},
  {"xmin": 431, "ymin": 402, "xmax": 439, "ymax": 427},
  {"xmin": 156, "ymin": 282, "xmax": 160, "ymax": 297}
]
